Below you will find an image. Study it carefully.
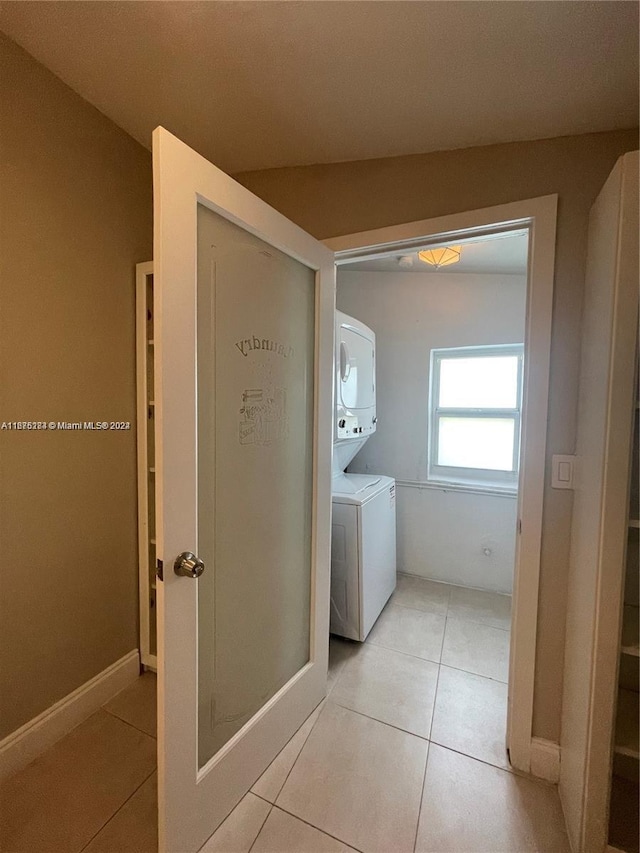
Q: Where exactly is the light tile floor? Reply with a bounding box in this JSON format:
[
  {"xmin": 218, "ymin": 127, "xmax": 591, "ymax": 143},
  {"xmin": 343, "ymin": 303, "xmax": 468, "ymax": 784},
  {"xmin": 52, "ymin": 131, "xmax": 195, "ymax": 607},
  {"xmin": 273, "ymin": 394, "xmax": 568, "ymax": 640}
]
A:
[
  {"xmin": 1, "ymin": 672, "xmax": 158, "ymax": 853},
  {"xmin": 1, "ymin": 575, "xmax": 571, "ymax": 853}
]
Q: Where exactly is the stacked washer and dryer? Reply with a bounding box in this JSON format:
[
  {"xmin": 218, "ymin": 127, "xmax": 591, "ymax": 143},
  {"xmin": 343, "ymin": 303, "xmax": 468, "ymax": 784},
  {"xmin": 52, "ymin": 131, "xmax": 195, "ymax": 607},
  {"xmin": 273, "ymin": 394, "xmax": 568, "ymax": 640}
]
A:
[{"xmin": 330, "ymin": 311, "xmax": 397, "ymax": 641}]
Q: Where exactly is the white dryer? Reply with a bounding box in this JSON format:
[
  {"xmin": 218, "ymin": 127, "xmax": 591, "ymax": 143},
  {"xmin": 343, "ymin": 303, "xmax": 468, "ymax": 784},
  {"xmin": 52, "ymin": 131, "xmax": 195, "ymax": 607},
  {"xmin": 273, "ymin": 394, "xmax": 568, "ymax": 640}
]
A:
[{"xmin": 330, "ymin": 311, "xmax": 396, "ymax": 641}]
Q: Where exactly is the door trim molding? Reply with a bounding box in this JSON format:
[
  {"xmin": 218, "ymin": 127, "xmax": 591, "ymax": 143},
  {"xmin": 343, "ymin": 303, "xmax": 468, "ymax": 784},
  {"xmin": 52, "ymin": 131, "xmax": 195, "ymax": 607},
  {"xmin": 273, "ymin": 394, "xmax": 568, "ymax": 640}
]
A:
[
  {"xmin": 326, "ymin": 194, "xmax": 558, "ymax": 774},
  {"xmin": 530, "ymin": 737, "xmax": 561, "ymax": 783},
  {"xmin": 0, "ymin": 649, "xmax": 140, "ymax": 783},
  {"xmin": 136, "ymin": 260, "xmax": 157, "ymax": 674},
  {"xmin": 572, "ymin": 151, "xmax": 639, "ymax": 853}
]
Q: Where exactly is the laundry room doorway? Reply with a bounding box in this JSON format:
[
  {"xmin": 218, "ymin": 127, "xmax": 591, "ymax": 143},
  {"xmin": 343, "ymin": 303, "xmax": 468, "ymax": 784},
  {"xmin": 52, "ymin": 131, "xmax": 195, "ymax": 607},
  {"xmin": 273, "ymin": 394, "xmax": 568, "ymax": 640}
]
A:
[{"xmin": 325, "ymin": 195, "xmax": 557, "ymax": 776}]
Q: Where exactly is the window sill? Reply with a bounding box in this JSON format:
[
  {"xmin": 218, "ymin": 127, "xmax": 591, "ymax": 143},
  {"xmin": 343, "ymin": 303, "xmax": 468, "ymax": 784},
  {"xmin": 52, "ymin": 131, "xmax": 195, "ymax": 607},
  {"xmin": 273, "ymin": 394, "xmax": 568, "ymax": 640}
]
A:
[{"xmin": 396, "ymin": 479, "xmax": 518, "ymax": 499}]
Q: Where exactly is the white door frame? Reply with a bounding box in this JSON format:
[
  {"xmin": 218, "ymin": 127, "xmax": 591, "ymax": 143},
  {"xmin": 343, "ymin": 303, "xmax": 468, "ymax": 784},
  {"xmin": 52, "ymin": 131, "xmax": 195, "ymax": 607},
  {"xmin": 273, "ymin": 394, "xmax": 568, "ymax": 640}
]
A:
[
  {"xmin": 560, "ymin": 152, "xmax": 638, "ymax": 853},
  {"xmin": 325, "ymin": 194, "xmax": 558, "ymax": 774},
  {"xmin": 135, "ymin": 260, "xmax": 157, "ymax": 673}
]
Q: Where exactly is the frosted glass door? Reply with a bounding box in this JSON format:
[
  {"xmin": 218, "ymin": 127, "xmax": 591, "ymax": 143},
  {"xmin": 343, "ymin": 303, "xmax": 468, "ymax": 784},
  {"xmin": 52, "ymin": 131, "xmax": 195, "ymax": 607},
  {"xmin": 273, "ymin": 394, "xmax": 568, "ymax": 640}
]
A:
[
  {"xmin": 154, "ymin": 128, "xmax": 333, "ymax": 853},
  {"xmin": 197, "ymin": 205, "xmax": 315, "ymax": 767}
]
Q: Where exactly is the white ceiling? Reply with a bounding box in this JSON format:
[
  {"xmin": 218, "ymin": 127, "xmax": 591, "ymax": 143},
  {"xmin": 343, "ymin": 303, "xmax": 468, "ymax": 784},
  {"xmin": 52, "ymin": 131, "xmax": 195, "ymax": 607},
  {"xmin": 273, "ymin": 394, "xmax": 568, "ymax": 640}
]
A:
[
  {"xmin": 1, "ymin": 1, "xmax": 637, "ymax": 174},
  {"xmin": 340, "ymin": 232, "xmax": 529, "ymax": 275}
]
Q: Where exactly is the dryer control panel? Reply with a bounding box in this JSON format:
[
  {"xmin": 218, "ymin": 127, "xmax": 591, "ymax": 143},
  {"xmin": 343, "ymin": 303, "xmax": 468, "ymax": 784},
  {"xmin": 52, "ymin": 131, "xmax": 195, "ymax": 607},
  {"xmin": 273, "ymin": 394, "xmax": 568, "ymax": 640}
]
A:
[{"xmin": 336, "ymin": 413, "xmax": 377, "ymax": 440}]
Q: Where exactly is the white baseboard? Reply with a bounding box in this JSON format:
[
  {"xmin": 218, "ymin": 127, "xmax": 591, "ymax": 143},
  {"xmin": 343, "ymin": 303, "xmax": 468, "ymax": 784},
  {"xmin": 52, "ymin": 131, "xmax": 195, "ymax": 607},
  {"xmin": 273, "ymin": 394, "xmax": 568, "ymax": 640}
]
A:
[
  {"xmin": 0, "ymin": 649, "xmax": 140, "ymax": 783},
  {"xmin": 141, "ymin": 651, "xmax": 157, "ymax": 673},
  {"xmin": 530, "ymin": 737, "xmax": 561, "ymax": 783},
  {"xmin": 397, "ymin": 570, "xmax": 513, "ymax": 597}
]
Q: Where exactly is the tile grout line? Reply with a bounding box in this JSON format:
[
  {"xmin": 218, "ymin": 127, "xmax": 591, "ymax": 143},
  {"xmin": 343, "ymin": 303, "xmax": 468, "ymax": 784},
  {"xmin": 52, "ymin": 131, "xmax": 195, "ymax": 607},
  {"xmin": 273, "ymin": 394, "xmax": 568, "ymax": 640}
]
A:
[
  {"xmin": 327, "ymin": 698, "xmax": 431, "ymax": 742},
  {"xmin": 342, "ymin": 623, "xmax": 508, "ymax": 677},
  {"xmin": 253, "ymin": 700, "xmax": 325, "ymax": 805},
  {"xmin": 429, "ymin": 648, "xmax": 447, "ymax": 743},
  {"xmin": 444, "ymin": 584, "xmax": 511, "ymax": 632},
  {"xmin": 366, "ymin": 637, "xmax": 442, "ymax": 666},
  {"xmin": 361, "ymin": 638, "xmax": 441, "ymax": 666},
  {"xmin": 411, "ymin": 594, "xmax": 448, "ymax": 853},
  {"xmin": 391, "ymin": 605, "xmax": 511, "ymax": 634},
  {"xmin": 252, "ymin": 792, "xmax": 277, "ymax": 806},
  {"xmin": 258, "ymin": 798, "xmax": 366, "ymax": 853},
  {"xmin": 438, "ymin": 659, "xmax": 508, "ymax": 684},
  {"xmin": 441, "ymin": 613, "xmax": 510, "ymax": 683},
  {"xmin": 367, "ymin": 597, "xmax": 446, "ymax": 662},
  {"xmin": 78, "ymin": 766, "xmax": 156, "ymax": 853},
  {"xmin": 412, "ymin": 739, "xmax": 431, "ymax": 853},
  {"xmin": 410, "ymin": 586, "xmax": 450, "ymax": 853},
  {"xmin": 328, "ymin": 652, "xmax": 352, "ymax": 697},
  {"xmin": 436, "ymin": 583, "xmax": 451, "ymax": 679},
  {"xmin": 394, "ymin": 577, "xmax": 511, "ymax": 630},
  {"xmin": 429, "ymin": 740, "xmax": 558, "ymax": 787},
  {"xmin": 413, "ymin": 591, "xmax": 451, "ymax": 853},
  {"xmin": 101, "ymin": 706, "xmax": 157, "ymax": 740},
  {"xmin": 428, "ymin": 738, "xmax": 513, "ymax": 776},
  {"xmin": 246, "ymin": 798, "xmax": 273, "ymax": 853},
  {"xmin": 445, "ymin": 614, "xmax": 511, "ymax": 632},
  {"xmin": 384, "ymin": 600, "xmax": 449, "ymax": 617}
]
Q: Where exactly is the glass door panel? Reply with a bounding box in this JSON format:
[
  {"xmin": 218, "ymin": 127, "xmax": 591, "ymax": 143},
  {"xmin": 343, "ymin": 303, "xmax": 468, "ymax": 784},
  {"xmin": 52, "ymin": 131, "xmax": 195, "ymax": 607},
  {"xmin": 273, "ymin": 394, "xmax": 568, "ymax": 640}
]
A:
[{"xmin": 196, "ymin": 204, "xmax": 315, "ymax": 768}]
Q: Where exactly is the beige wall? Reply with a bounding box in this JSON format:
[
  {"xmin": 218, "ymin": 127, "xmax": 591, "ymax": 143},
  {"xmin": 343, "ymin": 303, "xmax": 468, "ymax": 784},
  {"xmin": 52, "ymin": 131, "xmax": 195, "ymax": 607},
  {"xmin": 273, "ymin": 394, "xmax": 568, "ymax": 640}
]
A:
[
  {"xmin": 0, "ymin": 34, "xmax": 152, "ymax": 737},
  {"xmin": 236, "ymin": 127, "xmax": 639, "ymax": 742}
]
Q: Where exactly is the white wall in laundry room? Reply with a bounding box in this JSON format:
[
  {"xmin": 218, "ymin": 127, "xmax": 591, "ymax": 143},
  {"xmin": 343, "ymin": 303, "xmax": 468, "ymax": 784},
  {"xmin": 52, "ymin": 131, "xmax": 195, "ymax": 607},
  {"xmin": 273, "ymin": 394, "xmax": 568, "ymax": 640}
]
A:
[{"xmin": 337, "ymin": 268, "xmax": 526, "ymax": 593}]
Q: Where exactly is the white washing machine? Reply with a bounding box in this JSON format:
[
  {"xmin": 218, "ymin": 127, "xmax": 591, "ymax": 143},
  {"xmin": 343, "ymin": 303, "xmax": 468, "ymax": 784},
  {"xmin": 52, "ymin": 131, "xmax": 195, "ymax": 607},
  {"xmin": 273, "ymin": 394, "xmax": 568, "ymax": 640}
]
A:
[
  {"xmin": 331, "ymin": 474, "xmax": 397, "ymax": 641},
  {"xmin": 330, "ymin": 311, "xmax": 396, "ymax": 641}
]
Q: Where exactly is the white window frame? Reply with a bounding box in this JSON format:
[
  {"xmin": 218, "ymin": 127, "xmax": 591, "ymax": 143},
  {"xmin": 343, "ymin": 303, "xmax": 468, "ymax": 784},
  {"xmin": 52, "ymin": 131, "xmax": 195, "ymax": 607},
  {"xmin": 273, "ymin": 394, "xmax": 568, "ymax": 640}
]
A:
[{"xmin": 428, "ymin": 343, "xmax": 524, "ymax": 491}]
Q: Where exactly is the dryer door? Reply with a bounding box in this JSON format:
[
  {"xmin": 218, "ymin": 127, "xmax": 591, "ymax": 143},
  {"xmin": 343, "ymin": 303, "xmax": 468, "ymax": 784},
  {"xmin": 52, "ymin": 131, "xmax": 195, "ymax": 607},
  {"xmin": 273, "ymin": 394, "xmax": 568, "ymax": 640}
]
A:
[{"xmin": 339, "ymin": 325, "xmax": 375, "ymax": 412}]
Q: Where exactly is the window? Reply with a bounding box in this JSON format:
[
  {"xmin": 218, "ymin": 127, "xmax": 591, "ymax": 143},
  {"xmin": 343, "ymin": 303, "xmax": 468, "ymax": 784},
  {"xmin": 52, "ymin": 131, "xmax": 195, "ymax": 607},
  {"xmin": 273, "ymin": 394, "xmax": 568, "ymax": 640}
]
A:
[{"xmin": 428, "ymin": 344, "xmax": 524, "ymax": 490}]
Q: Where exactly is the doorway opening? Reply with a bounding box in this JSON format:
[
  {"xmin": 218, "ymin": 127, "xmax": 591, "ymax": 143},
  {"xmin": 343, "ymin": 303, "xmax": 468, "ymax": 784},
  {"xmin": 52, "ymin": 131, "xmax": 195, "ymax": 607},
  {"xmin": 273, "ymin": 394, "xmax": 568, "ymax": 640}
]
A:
[
  {"xmin": 328, "ymin": 228, "xmax": 528, "ymax": 772},
  {"xmin": 326, "ymin": 195, "xmax": 557, "ymax": 775}
]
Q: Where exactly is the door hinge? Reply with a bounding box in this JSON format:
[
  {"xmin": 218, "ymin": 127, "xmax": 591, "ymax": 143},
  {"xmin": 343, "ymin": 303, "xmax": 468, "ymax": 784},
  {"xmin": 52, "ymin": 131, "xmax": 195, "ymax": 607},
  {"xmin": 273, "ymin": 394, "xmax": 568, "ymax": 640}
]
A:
[
  {"xmin": 518, "ymin": 518, "xmax": 522, "ymax": 535},
  {"xmin": 156, "ymin": 559, "xmax": 163, "ymax": 582}
]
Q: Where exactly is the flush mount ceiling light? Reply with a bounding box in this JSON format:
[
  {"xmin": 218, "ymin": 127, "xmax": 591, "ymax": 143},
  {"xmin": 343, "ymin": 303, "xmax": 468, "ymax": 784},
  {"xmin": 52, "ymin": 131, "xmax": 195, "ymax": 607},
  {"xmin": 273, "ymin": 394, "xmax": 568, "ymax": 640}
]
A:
[{"xmin": 418, "ymin": 245, "xmax": 462, "ymax": 269}]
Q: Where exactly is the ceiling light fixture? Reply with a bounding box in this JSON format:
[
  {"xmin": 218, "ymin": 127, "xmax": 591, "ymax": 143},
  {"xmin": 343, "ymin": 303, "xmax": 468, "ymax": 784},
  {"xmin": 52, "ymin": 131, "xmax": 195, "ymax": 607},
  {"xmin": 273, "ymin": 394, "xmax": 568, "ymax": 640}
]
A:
[{"xmin": 418, "ymin": 245, "xmax": 462, "ymax": 269}]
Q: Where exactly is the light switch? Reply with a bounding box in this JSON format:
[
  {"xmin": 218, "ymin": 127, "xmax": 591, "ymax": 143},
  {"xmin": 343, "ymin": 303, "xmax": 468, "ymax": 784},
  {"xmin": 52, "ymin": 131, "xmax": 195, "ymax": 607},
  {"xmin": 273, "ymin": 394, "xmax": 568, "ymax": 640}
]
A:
[
  {"xmin": 558, "ymin": 461, "xmax": 571, "ymax": 482},
  {"xmin": 552, "ymin": 454, "xmax": 576, "ymax": 489}
]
